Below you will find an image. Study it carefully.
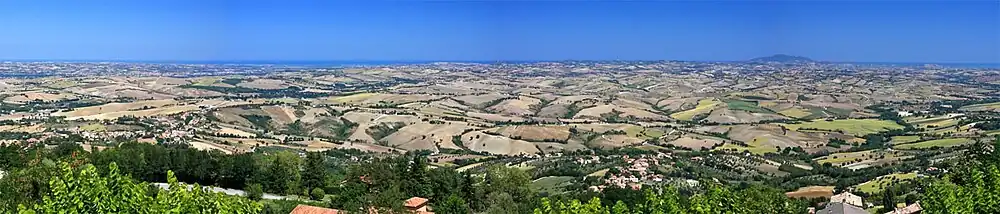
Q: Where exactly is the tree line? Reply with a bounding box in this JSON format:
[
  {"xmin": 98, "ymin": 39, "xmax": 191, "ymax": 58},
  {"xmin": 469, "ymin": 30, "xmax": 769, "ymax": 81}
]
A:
[{"xmin": 1, "ymin": 136, "xmax": 997, "ymax": 213}]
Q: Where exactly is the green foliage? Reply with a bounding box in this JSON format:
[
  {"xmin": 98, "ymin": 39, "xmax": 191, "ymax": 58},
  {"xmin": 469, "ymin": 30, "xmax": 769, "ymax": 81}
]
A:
[
  {"xmin": 262, "ymin": 151, "xmax": 302, "ymax": 195},
  {"xmin": 220, "ymin": 78, "xmax": 244, "ymax": 86},
  {"xmin": 241, "ymin": 114, "xmax": 273, "ymax": 130},
  {"xmin": 301, "ymin": 152, "xmax": 328, "ymax": 191},
  {"xmin": 327, "ymin": 118, "xmax": 358, "ymax": 140},
  {"xmin": 534, "ymin": 197, "xmax": 607, "ymax": 214},
  {"xmin": 484, "ymin": 166, "xmax": 537, "ymax": 213},
  {"xmin": 536, "ymin": 184, "xmax": 805, "ymax": 214},
  {"xmin": 310, "ymin": 188, "xmax": 325, "ymax": 201},
  {"xmin": 19, "ymin": 162, "xmax": 261, "ymax": 213},
  {"xmin": 436, "ymin": 194, "xmax": 471, "ymax": 214},
  {"xmin": 920, "ymin": 137, "xmax": 1000, "ymax": 214},
  {"xmin": 285, "ymin": 119, "xmax": 307, "ymax": 136},
  {"xmin": 564, "ymin": 102, "xmax": 584, "ymax": 119},
  {"xmin": 366, "ymin": 122, "xmax": 407, "ymax": 142},
  {"xmin": 725, "ymin": 99, "xmax": 771, "ymax": 113},
  {"xmin": 404, "ymin": 154, "xmax": 432, "ymax": 198},
  {"xmin": 246, "ymin": 183, "xmax": 264, "ymax": 201}
]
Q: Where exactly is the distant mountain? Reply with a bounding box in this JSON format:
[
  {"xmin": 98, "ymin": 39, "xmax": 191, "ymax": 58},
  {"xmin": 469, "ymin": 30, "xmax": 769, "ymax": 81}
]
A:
[{"xmin": 749, "ymin": 54, "xmax": 815, "ymax": 63}]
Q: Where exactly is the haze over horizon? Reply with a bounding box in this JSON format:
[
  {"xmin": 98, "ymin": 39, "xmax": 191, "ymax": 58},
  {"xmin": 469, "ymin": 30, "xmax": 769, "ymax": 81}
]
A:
[{"xmin": 1, "ymin": 0, "xmax": 998, "ymax": 63}]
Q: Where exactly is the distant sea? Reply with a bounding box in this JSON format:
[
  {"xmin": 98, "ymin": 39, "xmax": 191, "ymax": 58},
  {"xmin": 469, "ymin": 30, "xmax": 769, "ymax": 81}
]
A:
[{"xmin": 837, "ymin": 62, "xmax": 1000, "ymax": 69}]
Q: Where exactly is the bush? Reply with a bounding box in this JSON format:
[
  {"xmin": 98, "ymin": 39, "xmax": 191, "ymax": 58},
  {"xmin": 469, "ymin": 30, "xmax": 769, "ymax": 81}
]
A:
[
  {"xmin": 310, "ymin": 188, "xmax": 325, "ymax": 201},
  {"xmin": 247, "ymin": 183, "xmax": 264, "ymax": 201}
]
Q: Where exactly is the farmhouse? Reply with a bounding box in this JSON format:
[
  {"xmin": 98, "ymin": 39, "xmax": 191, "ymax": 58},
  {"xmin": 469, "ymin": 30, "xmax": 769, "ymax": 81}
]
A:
[
  {"xmin": 403, "ymin": 197, "xmax": 432, "ymax": 213},
  {"xmin": 884, "ymin": 202, "xmax": 922, "ymax": 214},
  {"xmin": 830, "ymin": 192, "xmax": 865, "ymax": 208}
]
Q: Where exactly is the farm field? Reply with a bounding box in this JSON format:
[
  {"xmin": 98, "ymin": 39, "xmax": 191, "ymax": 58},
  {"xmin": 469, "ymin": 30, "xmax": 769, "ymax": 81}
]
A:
[
  {"xmin": 531, "ymin": 176, "xmax": 575, "ymax": 194},
  {"xmin": 856, "ymin": 172, "xmax": 919, "ymax": 194},
  {"xmin": 780, "ymin": 119, "xmax": 903, "ymax": 136},
  {"xmin": 913, "ymin": 118, "xmax": 960, "ymax": 129},
  {"xmin": 959, "ymin": 102, "xmax": 1000, "ymax": 111},
  {"xmin": 712, "ymin": 136, "xmax": 778, "ymax": 155},
  {"xmin": 668, "ymin": 136, "xmax": 722, "ymax": 150},
  {"xmin": 670, "ymin": 98, "xmax": 722, "ymax": 120},
  {"xmin": 587, "ymin": 169, "xmax": 609, "ymax": 177},
  {"xmin": 624, "ymin": 126, "xmax": 665, "ymax": 138},
  {"xmin": 889, "ymin": 135, "xmax": 922, "ymax": 145},
  {"xmin": 894, "ymin": 138, "xmax": 974, "ymax": 149},
  {"xmin": 486, "ymin": 125, "xmax": 570, "ymax": 142},
  {"xmin": 814, "ymin": 149, "xmax": 910, "ymax": 168},
  {"xmin": 725, "ymin": 99, "xmax": 771, "ymax": 113},
  {"xmin": 79, "ymin": 123, "xmax": 107, "ymax": 132},
  {"xmin": 778, "ymin": 107, "xmax": 812, "ymax": 118},
  {"xmin": 784, "ymin": 186, "xmax": 835, "ymax": 198}
]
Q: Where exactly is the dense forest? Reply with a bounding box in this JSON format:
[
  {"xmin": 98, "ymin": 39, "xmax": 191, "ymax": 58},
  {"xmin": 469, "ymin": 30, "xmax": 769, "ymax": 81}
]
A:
[{"xmin": 0, "ymin": 137, "xmax": 997, "ymax": 213}]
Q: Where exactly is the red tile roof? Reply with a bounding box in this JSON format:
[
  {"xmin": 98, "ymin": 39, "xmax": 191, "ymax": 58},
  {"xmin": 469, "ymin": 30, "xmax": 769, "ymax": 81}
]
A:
[
  {"xmin": 404, "ymin": 197, "xmax": 429, "ymax": 208},
  {"xmin": 289, "ymin": 204, "xmax": 341, "ymax": 214}
]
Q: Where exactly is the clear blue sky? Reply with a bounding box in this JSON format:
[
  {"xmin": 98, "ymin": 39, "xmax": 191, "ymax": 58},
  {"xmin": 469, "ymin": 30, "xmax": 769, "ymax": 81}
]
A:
[{"xmin": 1, "ymin": 0, "xmax": 998, "ymax": 63}]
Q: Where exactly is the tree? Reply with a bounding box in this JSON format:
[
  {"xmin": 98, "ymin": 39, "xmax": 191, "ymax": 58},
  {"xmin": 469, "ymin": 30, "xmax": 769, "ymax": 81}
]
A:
[
  {"xmin": 611, "ymin": 201, "xmax": 630, "ymax": 214},
  {"xmin": 435, "ymin": 194, "xmax": 470, "ymax": 214},
  {"xmin": 310, "ymin": 188, "xmax": 325, "ymax": 201},
  {"xmin": 428, "ymin": 167, "xmax": 463, "ymax": 199},
  {"xmin": 482, "ymin": 166, "xmax": 535, "ymax": 213},
  {"xmin": 247, "ymin": 183, "xmax": 264, "ymax": 201},
  {"xmin": 485, "ymin": 192, "xmax": 518, "ymax": 214},
  {"xmin": 534, "ymin": 197, "xmax": 608, "ymax": 214},
  {"xmin": 403, "ymin": 153, "xmax": 432, "ymax": 198},
  {"xmin": 263, "ymin": 151, "xmax": 301, "ymax": 195},
  {"xmin": 881, "ymin": 188, "xmax": 897, "ymax": 213},
  {"xmin": 333, "ymin": 156, "xmax": 406, "ymax": 213},
  {"xmin": 19, "ymin": 162, "xmax": 262, "ymax": 213},
  {"xmin": 921, "ymin": 137, "xmax": 1000, "ymax": 214},
  {"xmin": 301, "ymin": 152, "xmax": 328, "ymax": 191},
  {"xmin": 220, "ymin": 153, "xmax": 257, "ymax": 190}
]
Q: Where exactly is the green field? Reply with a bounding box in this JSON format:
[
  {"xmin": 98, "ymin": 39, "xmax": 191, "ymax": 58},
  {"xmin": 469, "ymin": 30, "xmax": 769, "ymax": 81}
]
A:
[
  {"xmin": 671, "ymin": 98, "xmax": 722, "ymax": 121},
  {"xmin": 781, "ymin": 119, "xmax": 904, "ymax": 136},
  {"xmin": 913, "ymin": 118, "xmax": 960, "ymax": 129},
  {"xmin": 725, "ymin": 100, "xmax": 771, "ymax": 113},
  {"xmin": 778, "ymin": 107, "xmax": 812, "ymax": 118},
  {"xmin": 713, "ymin": 136, "xmax": 778, "ymax": 155},
  {"xmin": 889, "ymin": 135, "xmax": 922, "ymax": 145},
  {"xmin": 823, "ymin": 108, "xmax": 854, "ymax": 118},
  {"xmin": 894, "ymin": 138, "xmax": 974, "ymax": 149},
  {"xmin": 813, "ymin": 149, "xmax": 908, "ymax": 167},
  {"xmin": 625, "ymin": 126, "xmax": 665, "ymax": 139},
  {"xmin": 815, "ymin": 150, "xmax": 876, "ymax": 165},
  {"xmin": 532, "ymin": 176, "xmax": 575, "ymax": 194},
  {"xmin": 856, "ymin": 172, "xmax": 918, "ymax": 194},
  {"xmin": 959, "ymin": 102, "xmax": 1000, "ymax": 111}
]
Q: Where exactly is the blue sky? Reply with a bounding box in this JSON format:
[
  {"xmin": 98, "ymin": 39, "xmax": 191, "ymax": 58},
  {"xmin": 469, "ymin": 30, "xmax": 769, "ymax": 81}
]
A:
[{"xmin": 0, "ymin": 0, "xmax": 997, "ymax": 63}]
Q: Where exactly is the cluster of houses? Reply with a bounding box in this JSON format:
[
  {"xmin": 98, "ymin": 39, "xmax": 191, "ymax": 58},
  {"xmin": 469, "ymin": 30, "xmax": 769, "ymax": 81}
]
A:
[{"xmin": 589, "ymin": 154, "xmax": 668, "ymax": 192}]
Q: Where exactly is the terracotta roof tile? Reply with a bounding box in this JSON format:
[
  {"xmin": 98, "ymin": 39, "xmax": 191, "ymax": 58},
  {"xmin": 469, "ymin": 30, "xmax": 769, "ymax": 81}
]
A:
[
  {"xmin": 289, "ymin": 204, "xmax": 341, "ymax": 214},
  {"xmin": 404, "ymin": 197, "xmax": 429, "ymax": 208}
]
